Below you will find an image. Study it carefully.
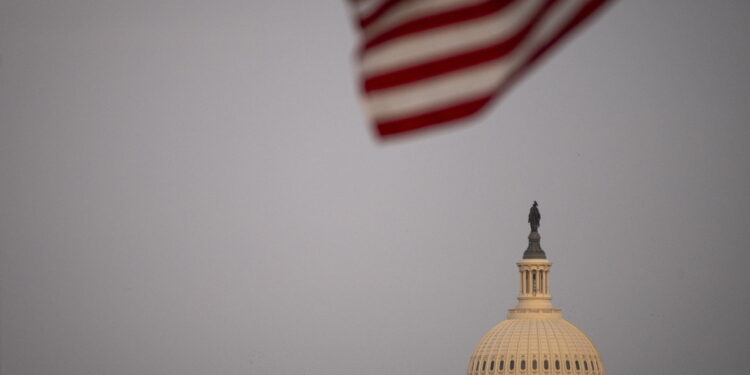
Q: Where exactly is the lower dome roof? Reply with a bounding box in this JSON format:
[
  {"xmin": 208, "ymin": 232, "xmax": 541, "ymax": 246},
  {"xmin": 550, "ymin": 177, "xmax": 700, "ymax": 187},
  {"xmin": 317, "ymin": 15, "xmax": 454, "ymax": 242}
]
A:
[{"xmin": 467, "ymin": 318, "xmax": 604, "ymax": 375}]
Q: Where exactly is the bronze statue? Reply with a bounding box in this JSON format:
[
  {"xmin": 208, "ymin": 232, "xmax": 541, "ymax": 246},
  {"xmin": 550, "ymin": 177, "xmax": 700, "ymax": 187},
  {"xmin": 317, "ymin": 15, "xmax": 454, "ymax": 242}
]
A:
[{"xmin": 528, "ymin": 201, "xmax": 540, "ymax": 232}]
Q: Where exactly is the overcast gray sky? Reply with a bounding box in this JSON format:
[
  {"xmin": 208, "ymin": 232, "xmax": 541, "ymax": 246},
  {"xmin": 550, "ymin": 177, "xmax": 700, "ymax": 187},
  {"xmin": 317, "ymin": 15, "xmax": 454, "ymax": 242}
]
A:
[{"xmin": 1, "ymin": 1, "xmax": 749, "ymax": 374}]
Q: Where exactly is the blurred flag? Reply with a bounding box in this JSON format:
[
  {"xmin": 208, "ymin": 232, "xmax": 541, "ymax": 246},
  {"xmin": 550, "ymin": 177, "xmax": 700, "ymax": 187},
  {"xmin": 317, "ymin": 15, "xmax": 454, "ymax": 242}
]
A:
[{"xmin": 349, "ymin": 0, "xmax": 611, "ymax": 138}]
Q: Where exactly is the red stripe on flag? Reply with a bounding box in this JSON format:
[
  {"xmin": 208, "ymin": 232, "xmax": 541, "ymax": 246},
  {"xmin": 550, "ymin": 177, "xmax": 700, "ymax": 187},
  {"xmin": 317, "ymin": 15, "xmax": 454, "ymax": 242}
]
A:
[
  {"xmin": 363, "ymin": 0, "xmax": 515, "ymax": 52},
  {"xmin": 377, "ymin": 95, "xmax": 493, "ymax": 136},
  {"xmin": 360, "ymin": 0, "xmax": 406, "ymax": 28}
]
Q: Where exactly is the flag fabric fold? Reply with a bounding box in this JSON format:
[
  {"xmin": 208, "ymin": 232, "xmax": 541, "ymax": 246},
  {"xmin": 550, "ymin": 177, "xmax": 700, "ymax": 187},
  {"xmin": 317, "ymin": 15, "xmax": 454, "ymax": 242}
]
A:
[{"xmin": 348, "ymin": 0, "xmax": 611, "ymax": 138}]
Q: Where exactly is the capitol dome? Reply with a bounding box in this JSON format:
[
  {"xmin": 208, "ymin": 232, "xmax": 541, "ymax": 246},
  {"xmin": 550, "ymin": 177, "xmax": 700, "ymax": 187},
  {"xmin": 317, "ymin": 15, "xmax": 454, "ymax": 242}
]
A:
[{"xmin": 467, "ymin": 203, "xmax": 605, "ymax": 375}]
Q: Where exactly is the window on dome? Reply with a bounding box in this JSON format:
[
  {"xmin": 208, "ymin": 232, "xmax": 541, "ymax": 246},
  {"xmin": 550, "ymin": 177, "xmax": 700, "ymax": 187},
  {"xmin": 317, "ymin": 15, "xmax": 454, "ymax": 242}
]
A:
[
  {"xmin": 490, "ymin": 361, "xmax": 495, "ymax": 371},
  {"xmin": 566, "ymin": 360, "xmax": 570, "ymax": 370},
  {"xmin": 584, "ymin": 361, "xmax": 588, "ymax": 371},
  {"xmin": 555, "ymin": 360, "xmax": 560, "ymax": 370},
  {"xmin": 532, "ymin": 360, "xmax": 537, "ymax": 370},
  {"xmin": 510, "ymin": 360, "xmax": 515, "ymax": 370},
  {"xmin": 520, "ymin": 360, "xmax": 526, "ymax": 370},
  {"xmin": 500, "ymin": 360, "xmax": 504, "ymax": 370},
  {"xmin": 482, "ymin": 361, "xmax": 486, "ymax": 371},
  {"xmin": 476, "ymin": 361, "xmax": 480, "ymax": 371},
  {"xmin": 575, "ymin": 361, "xmax": 580, "ymax": 370},
  {"xmin": 544, "ymin": 360, "xmax": 549, "ymax": 370}
]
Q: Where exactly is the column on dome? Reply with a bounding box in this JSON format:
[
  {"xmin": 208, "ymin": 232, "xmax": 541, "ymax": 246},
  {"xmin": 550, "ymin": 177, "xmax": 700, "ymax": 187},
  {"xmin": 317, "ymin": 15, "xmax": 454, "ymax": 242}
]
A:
[
  {"xmin": 540, "ymin": 270, "xmax": 544, "ymax": 295},
  {"xmin": 526, "ymin": 270, "xmax": 531, "ymax": 295},
  {"xmin": 538, "ymin": 269, "xmax": 543, "ymax": 295},
  {"xmin": 540, "ymin": 269, "xmax": 546, "ymax": 295},
  {"xmin": 525, "ymin": 270, "xmax": 530, "ymax": 295}
]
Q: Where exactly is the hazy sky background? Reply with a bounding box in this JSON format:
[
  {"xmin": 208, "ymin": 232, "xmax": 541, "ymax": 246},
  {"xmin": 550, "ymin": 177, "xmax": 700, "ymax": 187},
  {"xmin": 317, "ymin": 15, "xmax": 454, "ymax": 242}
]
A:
[{"xmin": 1, "ymin": 1, "xmax": 749, "ymax": 374}]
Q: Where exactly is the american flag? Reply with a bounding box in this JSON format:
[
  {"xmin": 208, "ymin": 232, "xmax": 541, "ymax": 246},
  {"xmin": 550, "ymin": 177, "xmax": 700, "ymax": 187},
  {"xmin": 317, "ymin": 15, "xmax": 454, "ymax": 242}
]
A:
[{"xmin": 349, "ymin": 0, "xmax": 611, "ymax": 138}]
